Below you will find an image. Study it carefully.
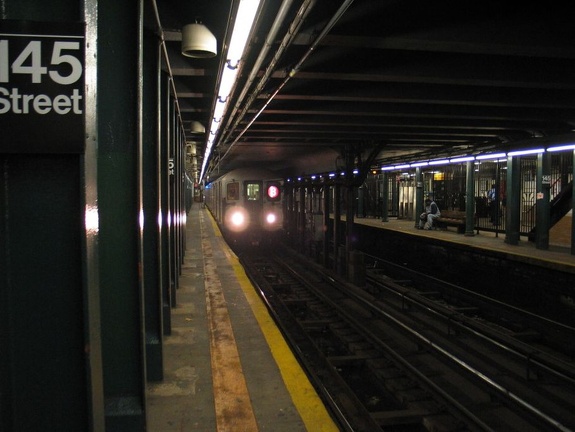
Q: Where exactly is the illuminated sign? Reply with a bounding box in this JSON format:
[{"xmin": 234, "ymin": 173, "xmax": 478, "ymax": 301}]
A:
[
  {"xmin": 266, "ymin": 182, "xmax": 281, "ymax": 201},
  {"xmin": 0, "ymin": 21, "xmax": 84, "ymax": 153}
]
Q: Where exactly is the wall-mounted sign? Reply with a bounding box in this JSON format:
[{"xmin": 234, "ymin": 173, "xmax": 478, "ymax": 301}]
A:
[{"xmin": 0, "ymin": 20, "xmax": 84, "ymax": 153}]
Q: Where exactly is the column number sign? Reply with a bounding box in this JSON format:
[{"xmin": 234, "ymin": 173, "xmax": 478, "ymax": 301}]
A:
[{"xmin": 0, "ymin": 21, "xmax": 84, "ymax": 153}]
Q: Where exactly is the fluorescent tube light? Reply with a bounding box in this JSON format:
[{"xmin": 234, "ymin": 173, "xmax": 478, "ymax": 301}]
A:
[
  {"xmin": 507, "ymin": 148, "xmax": 545, "ymax": 157},
  {"xmin": 428, "ymin": 159, "xmax": 449, "ymax": 166},
  {"xmin": 547, "ymin": 144, "xmax": 575, "ymax": 152},
  {"xmin": 449, "ymin": 156, "xmax": 474, "ymax": 163},
  {"xmin": 200, "ymin": 0, "xmax": 262, "ymax": 181},
  {"xmin": 476, "ymin": 152, "xmax": 506, "ymax": 160}
]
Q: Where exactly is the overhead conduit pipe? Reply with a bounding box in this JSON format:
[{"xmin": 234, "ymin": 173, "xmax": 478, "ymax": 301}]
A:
[
  {"xmin": 212, "ymin": 0, "xmax": 355, "ymax": 174},
  {"xmin": 220, "ymin": 0, "xmax": 314, "ymax": 145},
  {"xmin": 151, "ymin": 0, "xmax": 188, "ymax": 138}
]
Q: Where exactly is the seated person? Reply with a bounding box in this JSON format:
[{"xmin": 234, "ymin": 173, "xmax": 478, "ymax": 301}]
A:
[{"xmin": 418, "ymin": 198, "xmax": 441, "ymax": 230}]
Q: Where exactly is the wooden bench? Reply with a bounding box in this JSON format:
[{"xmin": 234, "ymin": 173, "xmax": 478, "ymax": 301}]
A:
[{"xmin": 435, "ymin": 210, "xmax": 466, "ymax": 233}]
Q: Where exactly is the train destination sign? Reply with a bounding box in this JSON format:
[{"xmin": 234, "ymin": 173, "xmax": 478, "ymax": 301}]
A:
[{"xmin": 0, "ymin": 21, "xmax": 84, "ymax": 153}]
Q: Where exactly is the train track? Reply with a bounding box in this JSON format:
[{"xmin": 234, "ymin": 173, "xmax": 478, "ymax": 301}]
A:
[{"xmin": 239, "ymin": 245, "xmax": 575, "ymax": 432}]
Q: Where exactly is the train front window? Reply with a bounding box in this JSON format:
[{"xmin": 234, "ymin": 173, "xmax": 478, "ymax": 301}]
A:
[
  {"xmin": 227, "ymin": 182, "xmax": 239, "ymax": 201},
  {"xmin": 246, "ymin": 182, "xmax": 261, "ymax": 201}
]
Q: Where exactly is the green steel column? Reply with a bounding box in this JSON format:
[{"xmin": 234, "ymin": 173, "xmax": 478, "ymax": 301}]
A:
[
  {"xmin": 505, "ymin": 156, "xmax": 521, "ymax": 245},
  {"xmin": 357, "ymin": 184, "xmax": 364, "ymax": 217},
  {"xmin": 159, "ymin": 72, "xmax": 172, "ymax": 333},
  {"xmin": 323, "ymin": 185, "xmax": 331, "ymax": 268},
  {"xmin": 174, "ymin": 129, "xmax": 180, "ymax": 275},
  {"xmin": 535, "ymin": 152, "xmax": 551, "ymax": 250},
  {"xmin": 494, "ymin": 162, "xmax": 501, "ymax": 230},
  {"xmin": 333, "ymin": 183, "xmax": 341, "ymax": 272},
  {"xmin": 98, "ymin": 0, "xmax": 146, "ymax": 429},
  {"xmin": 0, "ymin": 1, "xmax": 93, "ymax": 431},
  {"xmin": 156, "ymin": 69, "xmax": 172, "ymax": 335},
  {"xmin": 178, "ymin": 131, "xmax": 185, "ymax": 266},
  {"xmin": 84, "ymin": 0, "xmax": 106, "ymax": 427},
  {"xmin": 572, "ymin": 150, "xmax": 575, "ymax": 255},
  {"xmin": 168, "ymin": 99, "xmax": 178, "ymax": 302},
  {"xmin": 142, "ymin": 28, "xmax": 163, "ymax": 381},
  {"xmin": 465, "ymin": 161, "xmax": 475, "ymax": 236},
  {"xmin": 381, "ymin": 172, "xmax": 389, "ymax": 222},
  {"xmin": 176, "ymin": 124, "xmax": 182, "ymax": 271},
  {"xmin": 415, "ymin": 167, "xmax": 423, "ymax": 227},
  {"xmin": 288, "ymin": 183, "xmax": 296, "ymax": 246},
  {"xmin": 299, "ymin": 186, "xmax": 306, "ymax": 252},
  {"xmin": 345, "ymin": 184, "xmax": 355, "ymax": 258}
]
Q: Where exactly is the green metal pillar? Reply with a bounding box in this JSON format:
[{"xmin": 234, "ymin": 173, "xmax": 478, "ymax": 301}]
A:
[
  {"xmin": 1, "ymin": 158, "xmax": 88, "ymax": 431},
  {"xmin": 357, "ymin": 184, "xmax": 365, "ymax": 217},
  {"xmin": 0, "ymin": 1, "xmax": 96, "ymax": 430},
  {"xmin": 465, "ymin": 161, "xmax": 475, "ymax": 236},
  {"xmin": 168, "ymin": 99, "xmax": 178, "ymax": 304},
  {"xmin": 299, "ymin": 186, "xmax": 306, "ymax": 252},
  {"xmin": 85, "ymin": 0, "xmax": 106, "ymax": 427},
  {"xmin": 159, "ymin": 73, "xmax": 172, "ymax": 332},
  {"xmin": 535, "ymin": 152, "xmax": 551, "ymax": 250},
  {"xmin": 505, "ymin": 156, "xmax": 521, "ymax": 245},
  {"xmin": 381, "ymin": 172, "xmax": 389, "ymax": 222},
  {"xmin": 323, "ymin": 185, "xmax": 331, "ymax": 268},
  {"xmin": 142, "ymin": 28, "xmax": 163, "ymax": 381},
  {"xmin": 415, "ymin": 167, "xmax": 424, "ymax": 227},
  {"xmin": 333, "ymin": 183, "xmax": 342, "ymax": 272},
  {"xmin": 572, "ymin": 150, "xmax": 575, "ymax": 255},
  {"xmin": 175, "ymin": 129, "xmax": 184, "ymax": 271},
  {"xmin": 98, "ymin": 0, "xmax": 146, "ymax": 429}
]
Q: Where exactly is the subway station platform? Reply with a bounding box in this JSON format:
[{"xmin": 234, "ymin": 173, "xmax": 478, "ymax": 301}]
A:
[
  {"xmin": 146, "ymin": 206, "xmax": 338, "ymax": 432},
  {"xmin": 353, "ymin": 214, "xmax": 575, "ymax": 273}
]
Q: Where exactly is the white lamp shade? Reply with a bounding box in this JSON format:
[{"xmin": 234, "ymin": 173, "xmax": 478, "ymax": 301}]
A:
[
  {"xmin": 190, "ymin": 121, "xmax": 206, "ymax": 134},
  {"xmin": 182, "ymin": 23, "xmax": 217, "ymax": 58}
]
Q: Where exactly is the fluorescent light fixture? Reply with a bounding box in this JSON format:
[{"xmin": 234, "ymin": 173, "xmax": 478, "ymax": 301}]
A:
[
  {"xmin": 507, "ymin": 148, "xmax": 545, "ymax": 157},
  {"xmin": 476, "ymin": 152, "xmax": 506, "ymax": 160},
  {"xmin": 410, "ymin": 161, "xmax": 428, "ymax": 167},
  {"xmin": 218, "ymin": 65, "xmax": 238, "ymax": 102},
  {"xmin": 547, "ymin": 143, "xmax": 575, "ymax": 152},
  {"xmin": 227, "ymin": 1, "xmax": 260, "ymax": 62},
  {"xmin": 428, "ymin": 159, "xmax": 449, "ymax": 166},
  {"xmin": 394, "ymin": 164, "xmax": 410, "ymax": 169},
  {"xmin": 381, "ymin": 166, "xmax": 396, "ymax": 171},
  {"xmin": 449, "ymin": 156, "xmax": 474, "ymax": 163},
  {"xmin": 213, "ymin": 103, "xmax": 226, "ymax": 122},
  {"xmin": 352, "ymin": 169, "xmax": 359, "ymax": 174},
  {"xmin": 200, "ymin": 0, "xmax": 262, "ymax": 181}
]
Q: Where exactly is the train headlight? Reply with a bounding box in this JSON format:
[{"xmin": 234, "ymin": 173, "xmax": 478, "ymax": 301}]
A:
[
  {"xmin": 231, "ymin": 211, "xmax": 245, "ymax": 226},
  {"xmin": 225, "ymin": 206, "xmax": 249, "ymax": 232},
  {"xmin": 265, "ymin": 212, "xmax": 277, "ymax": 224}
]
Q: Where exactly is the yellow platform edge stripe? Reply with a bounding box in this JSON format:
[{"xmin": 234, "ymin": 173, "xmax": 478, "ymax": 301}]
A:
[{"xmin": 207, "ymin": 212, "xmax": 339, "ymax": 432}]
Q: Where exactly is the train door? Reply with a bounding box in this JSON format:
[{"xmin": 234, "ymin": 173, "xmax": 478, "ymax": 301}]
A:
[{"xmin": 244, "ymin": 180, "xmax": 263, "ymax": 228}]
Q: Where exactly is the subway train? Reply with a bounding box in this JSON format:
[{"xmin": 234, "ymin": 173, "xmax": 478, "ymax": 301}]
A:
[{"xmin": 204, "ymin": 168, "xmax": 284, "ymax": 246}]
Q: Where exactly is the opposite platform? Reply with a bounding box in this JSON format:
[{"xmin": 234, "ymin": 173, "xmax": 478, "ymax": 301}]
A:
[
  {"xmin": 352, "ymin": 215, "xmax": 575, "ymax": 272},
  {"xmin": 146, "ymin": 205, "xmax": 338, "ymax": 431}
]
